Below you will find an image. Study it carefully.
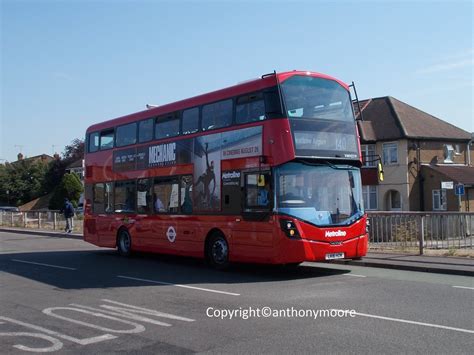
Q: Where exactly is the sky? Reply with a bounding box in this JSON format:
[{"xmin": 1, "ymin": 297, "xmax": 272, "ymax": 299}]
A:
[{"xmin": 1, "ymin": 0, "xmax": 473, "ymax": 162}]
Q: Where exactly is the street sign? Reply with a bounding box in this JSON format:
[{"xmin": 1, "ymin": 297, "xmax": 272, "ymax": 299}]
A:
[
  {"xmin": 455, "ymin": 184, "xmax": 465, "ymax": 196},
  {"xmin": 441, "ymin": 181, "xmax": 453, "ymax": 189}
]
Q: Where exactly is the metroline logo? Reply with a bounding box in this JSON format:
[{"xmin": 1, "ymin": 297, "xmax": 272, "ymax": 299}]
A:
[{"xmin": 325, "ymin": 230, "xmax": 347, "ymax": 238}]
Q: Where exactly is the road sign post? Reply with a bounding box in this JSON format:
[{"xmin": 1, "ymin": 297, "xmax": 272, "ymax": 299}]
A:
[
  {"xmin": 454, "ymin": 184, "xmax": 465, "ymax": 196},
  {"xmin": 455, "ymin": 184, "xmax": 465, "ymax": 211}
]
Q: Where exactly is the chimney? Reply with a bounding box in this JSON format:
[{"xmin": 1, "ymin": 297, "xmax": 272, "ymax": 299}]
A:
[
  {"xmin": 17, "ymin": 153, "xmax": 24, "ymax": 161},
  {"xmin": 53, "ymin": 153, "xmax": 60, "ymax": 160}
]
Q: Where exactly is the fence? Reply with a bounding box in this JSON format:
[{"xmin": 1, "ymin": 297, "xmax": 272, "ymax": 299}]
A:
[
  {"xmin": 1, "ymin": 210, "xmax": 473, "ymax": 254},
  {"xmin": 0, "ymin": 210, "xmax": 83, "ymax": 233},
  {"xmin": 367, "ymin": 211, "xmax": 474, "ymax": 253}
]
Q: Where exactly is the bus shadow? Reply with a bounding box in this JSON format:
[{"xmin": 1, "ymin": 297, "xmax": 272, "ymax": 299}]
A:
[{"xmin": 0, "ymin": 249, "xmax": 350, "ymax": 290}]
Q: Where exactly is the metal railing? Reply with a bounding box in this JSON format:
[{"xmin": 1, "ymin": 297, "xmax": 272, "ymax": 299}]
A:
[
  {"xmin": 367, "ymin": 211, "xmax": 474, "ymax": 253},
  {"xmin": 0, "ymin": 210, "xmax": 84, "ymax": 233},
  {"xmin": 1, "ymin": 210, "xmax": 472, "ymax": 254}
]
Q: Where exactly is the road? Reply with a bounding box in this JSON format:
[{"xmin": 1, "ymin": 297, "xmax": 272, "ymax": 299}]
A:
[{"xmin": 0, "ymin": 230, "xmax": 473, "ymax": 354}]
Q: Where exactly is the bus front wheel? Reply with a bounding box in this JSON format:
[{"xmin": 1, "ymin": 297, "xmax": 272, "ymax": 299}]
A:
[
  {"xmin": 206, "ymin": 233, "xmax": 229, "ymax": 270},
  {"xmin": 117, "ymin": 229, "xmax": 132, "ymax": 257}
]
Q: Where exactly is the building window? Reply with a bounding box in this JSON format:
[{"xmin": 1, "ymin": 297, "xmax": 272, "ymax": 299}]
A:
[
  {"xmin": 116, "ymin": 122, "xmax": 137, "ymax": 147},
  {"xmin": 202, "ymin": 99, "xmax": 233, "ymax": 131},
  {"xmin": 390, "ymin": 190, "xmax": 401, "ymax": 210},
  {"xmin": 382, "ymin": 142, "xmax": 398, "ymax": 165},
  {"xmin": 432, "ymin": 189, "xmax": 447, "ymax": 211},
  {"xmin": 362, "ymin": 185, "xmax": 377, "ymax": 210},
  {"xmin": 454, "ymin": 144, "xmax": 462, "ymax": 155},
  {"xmin": 361, "ymin": 144, "xmax": 376, "ymax": 167}
]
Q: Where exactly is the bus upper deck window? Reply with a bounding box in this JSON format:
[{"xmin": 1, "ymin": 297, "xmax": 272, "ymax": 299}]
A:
[{"xmin": 100, "ymin": 129, "xmax": 114, "ymax": 150}]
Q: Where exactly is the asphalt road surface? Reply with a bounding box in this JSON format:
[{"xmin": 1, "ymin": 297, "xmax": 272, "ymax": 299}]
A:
[{"xmin": 1, "ymin": 231, "xmax": 473, "ymax": 354}]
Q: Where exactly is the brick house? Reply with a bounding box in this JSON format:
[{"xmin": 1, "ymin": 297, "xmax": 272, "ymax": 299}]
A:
[{"xmin": 355, "ymin": 96, "xmax": 473, "ymax": 212}]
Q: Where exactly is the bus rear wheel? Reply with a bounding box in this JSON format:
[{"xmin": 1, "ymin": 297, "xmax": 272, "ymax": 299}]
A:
[
  {"xmin": 117, "ymin": 229, "xmax": 132, "ymax": 257},
  {"xmin": 206, "ymin": 233, "xmax": 229, "ymax": 270}
]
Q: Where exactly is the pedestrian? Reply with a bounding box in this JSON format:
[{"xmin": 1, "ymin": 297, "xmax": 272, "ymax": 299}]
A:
[{"xmin": 62, "ymin": 198, "xmax": 75, "ymax": 233}]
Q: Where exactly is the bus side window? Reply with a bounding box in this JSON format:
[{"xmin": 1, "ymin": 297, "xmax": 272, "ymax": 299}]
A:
[
  {"xmin": 153, "ymin": 177, "xmax": 179, "ymax": 214},
  {"xmin": 264, "ymin": 87, "xmax": 283, "ymax": 119},
  {"xmin": 93, "ymin": 183, "xmax": 105, "ymax": 214},
  {"xmin": 114, "ymin": 181, "xmax": 136, "ymax": 213},
  {"xmin": 100, "ymin": 129, "xmax": 114, "ymax": 150},
  {"xmin": 116, "ymin": 122, "xmax": 137, "ymax": 147},
  {"xmin": 137, "ymin": 178, "xmax": 152, "ymax": 214},
  {"xmin": 180, "ymin": 175, "xmax": 193, "ymax": 214},
  {"xmin": 202, "ymin": 99, "xmax": 233, "ymax": 131},
  {"xmin": 182, "ymin": 108, "xmax": 199, "ymax": 135},
  {"xmin": 88, "ymin": 132, "xmax": 99, "ymax": 153},
  {"xmin": 105, "ymin": 182, "xmax": 114, "ymax": 213},
  {"xmin": 236, "ymin": 92, "xmax": 265, "ymax": 124},
  {"xmin": 138, "ymin": 118, "xmax": 154, "ymax": 143},
  {"xmin": 244, "ymin": 172, "xmax": 272, "ymax": 210}
]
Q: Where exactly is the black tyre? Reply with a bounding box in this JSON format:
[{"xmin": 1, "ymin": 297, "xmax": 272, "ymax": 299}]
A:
[
  {"xmin": 206, "ymin": 233, "xmax": 229, "ymax": 270},
  {"xmin": 117, "ymin": 229, "xmax": 132, "ymax": 257}
]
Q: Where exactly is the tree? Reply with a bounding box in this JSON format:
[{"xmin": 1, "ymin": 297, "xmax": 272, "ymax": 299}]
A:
[
  {"xmin": 43, "ymin": 138, "xmax": 84, "ymax": 194},
  {"xmin": 0, "ymin": 160, "xmax": 48, "ymax": 206},
  {"xmin": 49, "ymin": 173, "xmax": 84, "ymax": 210},
  {"xmin": 63, "ymin": 138, "xmax": 84, "ymax": 162}
]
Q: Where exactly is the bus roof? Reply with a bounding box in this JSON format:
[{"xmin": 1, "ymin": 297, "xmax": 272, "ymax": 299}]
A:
[{"xmin": 86, "ymin": 70, "xmax": 348, "ymax": 133}]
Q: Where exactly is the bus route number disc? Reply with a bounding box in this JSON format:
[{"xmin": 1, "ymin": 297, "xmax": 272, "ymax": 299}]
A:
[{"xmin": 166, "ymin": 226, "xmax": 177, "ymax": 243}]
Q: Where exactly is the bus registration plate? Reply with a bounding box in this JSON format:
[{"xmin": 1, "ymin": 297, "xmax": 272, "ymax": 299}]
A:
[{"xmin": 325, "ymin": 252, "xmax": 345, "ymax": 260}]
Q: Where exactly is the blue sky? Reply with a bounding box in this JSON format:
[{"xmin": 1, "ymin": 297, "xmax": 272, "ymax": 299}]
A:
[{"xmin": 1, "ymin": 0, "xmax": 472, "ymax": 162}]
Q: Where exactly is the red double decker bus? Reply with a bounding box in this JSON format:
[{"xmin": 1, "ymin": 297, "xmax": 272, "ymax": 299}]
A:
[{"xmin": 84, "ymin": 70, "xmax": 368, "ymax": 268}]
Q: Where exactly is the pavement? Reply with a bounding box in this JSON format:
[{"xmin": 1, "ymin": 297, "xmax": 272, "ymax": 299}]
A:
[
  {"xmin": 1, "ymin": 226, "xmax": 473, "ymax": 277},
  {"xmin": 333, "ymin": 252, "xmax": 474, "ymax": 277}
]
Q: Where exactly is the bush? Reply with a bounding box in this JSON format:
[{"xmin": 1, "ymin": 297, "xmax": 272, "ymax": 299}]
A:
[{"xmin": 49, "ymin": 173, "xmax": 83, "ymax": 210}]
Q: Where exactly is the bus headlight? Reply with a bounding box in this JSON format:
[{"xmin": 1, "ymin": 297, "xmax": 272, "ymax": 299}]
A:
[{"xmin": 279, "ymin": 219, "xmax": 301, "ymax": 239}]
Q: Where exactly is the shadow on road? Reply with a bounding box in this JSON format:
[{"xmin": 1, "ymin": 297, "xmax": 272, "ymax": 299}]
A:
[{"xmin": 0, "ymin": 249, "xmax": 350, "ymax": 290}]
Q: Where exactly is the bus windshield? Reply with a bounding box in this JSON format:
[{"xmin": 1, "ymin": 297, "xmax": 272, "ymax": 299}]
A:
[
  {"xmin": 276, "ymin": 162, "xmax": 364, "ymax": 226},
  {"xmin": 281, "ymin": 75, "xmax": 354, "ymax": 122}
]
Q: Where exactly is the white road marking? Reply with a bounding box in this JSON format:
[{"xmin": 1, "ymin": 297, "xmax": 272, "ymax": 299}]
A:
[
  {"xmin": 117, "ymin": 275, "xmax": 240, "ymax": 296},
  {"xmin": 353, "ymin": 311, "xmax": 474, "ymax": 334},
  {"xmin": 70, "ymin": 304, "xmax": 171, "ymax": 327},
  {"xmin": 0, "ymin": 316, "xmax": 116, "ymax": 345},
  {"xmin": 452, "ymin": 286, "xmax": 474, "ymax": 290},
  {"xmin": 344, "ymin": 273, "xmax": 367, "ymax": 278},
  {"xmin": 100, "ymin": 299, "xmax": 195, "ymax": 322},
  {"xmin": 11, "ymin": 259, "xmax": 76, "ymax": 271},
  {"xmin": 0, "ymin": 332, "xmax": 63, "ymax": 352},
  {"xmin": 42, "ymin": 307, "xmax": 146, "ymax": 334}
]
